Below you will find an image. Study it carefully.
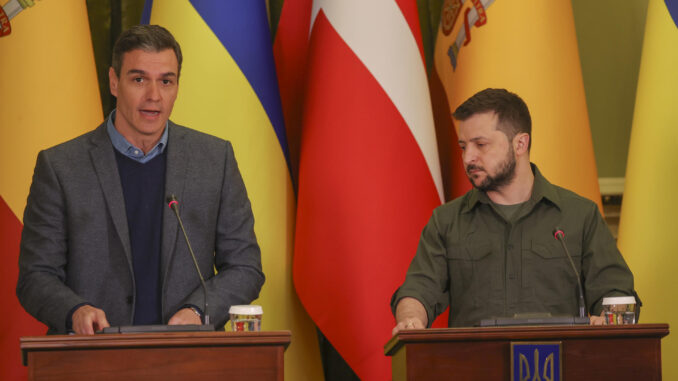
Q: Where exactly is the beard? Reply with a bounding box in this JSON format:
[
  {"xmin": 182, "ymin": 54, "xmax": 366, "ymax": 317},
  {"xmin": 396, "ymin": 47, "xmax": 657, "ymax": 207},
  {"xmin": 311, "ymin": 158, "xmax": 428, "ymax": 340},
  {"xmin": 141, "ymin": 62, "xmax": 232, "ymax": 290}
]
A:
[{"xmin": 466, "ymin": 145, "xmax": 517, "ymax": 192}]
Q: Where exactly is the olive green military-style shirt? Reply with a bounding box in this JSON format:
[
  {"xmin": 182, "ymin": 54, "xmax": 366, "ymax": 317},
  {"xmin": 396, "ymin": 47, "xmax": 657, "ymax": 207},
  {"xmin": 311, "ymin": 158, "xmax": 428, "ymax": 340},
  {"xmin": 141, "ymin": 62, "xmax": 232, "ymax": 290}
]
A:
[{"xmin": 392, "ymin": 164, "xmax": 635, "ymax": 327}]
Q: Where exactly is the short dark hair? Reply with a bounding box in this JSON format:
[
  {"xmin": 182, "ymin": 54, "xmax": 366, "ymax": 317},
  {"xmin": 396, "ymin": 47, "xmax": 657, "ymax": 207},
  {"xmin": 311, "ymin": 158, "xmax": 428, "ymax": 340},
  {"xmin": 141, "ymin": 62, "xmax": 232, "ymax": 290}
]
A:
[
  {"xmin": 453, "ymin": 88, "xmax": 532, "ymax": 151},
  {"xmin": 111, "ymin": 24, "xmax": 182, "ymax": 78}
]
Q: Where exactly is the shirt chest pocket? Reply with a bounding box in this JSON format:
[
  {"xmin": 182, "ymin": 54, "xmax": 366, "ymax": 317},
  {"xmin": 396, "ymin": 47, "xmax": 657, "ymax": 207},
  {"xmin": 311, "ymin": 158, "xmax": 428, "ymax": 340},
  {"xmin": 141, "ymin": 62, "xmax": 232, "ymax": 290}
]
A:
[
  {"xmin": 523, "ymin": 240, "xmax": 582, "ymax": 302},
  {"xmin": 446, "ymin": 242, "xmax": 499, "ymax": 298}
]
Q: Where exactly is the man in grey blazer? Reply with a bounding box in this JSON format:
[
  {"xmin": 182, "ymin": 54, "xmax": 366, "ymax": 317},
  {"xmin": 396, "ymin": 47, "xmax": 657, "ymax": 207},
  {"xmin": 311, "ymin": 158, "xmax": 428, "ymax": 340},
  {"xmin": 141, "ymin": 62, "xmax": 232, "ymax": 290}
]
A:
[{"xmin": 17, "ymin": 25, "xmax": 264, "ymax": 334}]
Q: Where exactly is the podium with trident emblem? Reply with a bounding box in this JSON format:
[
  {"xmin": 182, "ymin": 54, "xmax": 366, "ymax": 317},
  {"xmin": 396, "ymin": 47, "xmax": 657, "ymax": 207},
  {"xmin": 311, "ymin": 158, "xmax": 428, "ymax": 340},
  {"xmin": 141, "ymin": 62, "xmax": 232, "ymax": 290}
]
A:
[{"xmin": 385, "ymin": 324, "xmax": 668, "ymax": 381}]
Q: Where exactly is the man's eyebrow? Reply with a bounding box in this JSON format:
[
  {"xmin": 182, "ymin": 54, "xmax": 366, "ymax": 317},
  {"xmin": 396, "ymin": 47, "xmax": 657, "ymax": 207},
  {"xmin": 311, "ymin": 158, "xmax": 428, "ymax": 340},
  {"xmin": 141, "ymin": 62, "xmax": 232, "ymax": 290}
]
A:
[
  {"xmin": 459, "ymin": 136, "xmax": 486, "ymax": 143},
  {"xmin": 125, "ymin": 69, "xmax": 177, "ymax": 78},
  {"xmin": 125, "ymin": 69, "xmax": 146, "ymax": 76}
]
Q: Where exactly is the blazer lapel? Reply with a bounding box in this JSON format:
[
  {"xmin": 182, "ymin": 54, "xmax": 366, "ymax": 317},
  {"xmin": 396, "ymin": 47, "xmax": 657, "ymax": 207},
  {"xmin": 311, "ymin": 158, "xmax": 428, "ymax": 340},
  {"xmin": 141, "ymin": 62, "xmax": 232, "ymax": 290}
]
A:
[
  {"xmin": 89, "ymin": 123, "xmax": 133, "ymax": 269},
  {"xmin": 161, "ymin": 122, "xmax": 190, "ymax": 281}
]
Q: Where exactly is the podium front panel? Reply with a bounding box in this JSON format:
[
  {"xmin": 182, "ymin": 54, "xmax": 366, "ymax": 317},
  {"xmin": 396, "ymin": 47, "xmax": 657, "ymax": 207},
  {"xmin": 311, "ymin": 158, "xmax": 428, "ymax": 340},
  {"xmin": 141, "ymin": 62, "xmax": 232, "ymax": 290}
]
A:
[
  {"xmin": 21, "ymin": 330, "xmax": 290, "ymax": 381},
  {"xmin": 385, "ymin": 324, "xmax": 668, "ymax": 381}
]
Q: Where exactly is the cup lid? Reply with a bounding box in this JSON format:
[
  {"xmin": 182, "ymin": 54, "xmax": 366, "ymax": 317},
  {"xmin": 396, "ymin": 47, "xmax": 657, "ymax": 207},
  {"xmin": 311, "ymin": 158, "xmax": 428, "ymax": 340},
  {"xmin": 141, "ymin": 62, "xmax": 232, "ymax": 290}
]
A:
[
  {"xmin": 602, "ymin": 296, "xmax": 636, "ymax": 305},
  {"xmin": 229, "ymin": 305, "xmax": 263, "ymax": 315}
]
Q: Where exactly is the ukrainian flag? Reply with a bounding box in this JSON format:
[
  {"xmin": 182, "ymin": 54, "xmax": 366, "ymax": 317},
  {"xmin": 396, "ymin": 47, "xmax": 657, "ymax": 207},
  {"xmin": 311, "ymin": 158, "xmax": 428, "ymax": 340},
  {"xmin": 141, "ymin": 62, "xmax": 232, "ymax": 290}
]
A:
[
  {"xmin": 618, "ymin": 0, "xmax": 678, "ymax": 378},
  {"xmin": 142, "ymin": 2, "xmax": 322, "ymax": 379}
]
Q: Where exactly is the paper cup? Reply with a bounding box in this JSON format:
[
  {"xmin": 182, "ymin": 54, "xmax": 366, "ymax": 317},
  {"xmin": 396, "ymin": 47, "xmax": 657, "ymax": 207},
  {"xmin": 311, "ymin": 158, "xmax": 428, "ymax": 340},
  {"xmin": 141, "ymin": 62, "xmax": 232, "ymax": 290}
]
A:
[
  {"xmin": 229, "ymin": 305, "xmax": 263, "ymax": 331},
  {"xmin": 602, "ymin": 296, "xmax": 636, "ymax": 325}
]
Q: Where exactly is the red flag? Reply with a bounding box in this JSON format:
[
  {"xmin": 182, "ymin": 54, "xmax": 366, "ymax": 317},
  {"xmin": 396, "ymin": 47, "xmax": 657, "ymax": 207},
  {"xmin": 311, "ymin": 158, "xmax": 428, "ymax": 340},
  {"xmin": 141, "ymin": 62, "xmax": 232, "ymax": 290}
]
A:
[
  {"xmin": 293, "ymin": 1, "xmax": 443, "ymax": 379},
  {"xmin": 0, "ymin": 197, "xmax": 45, "ymax": 380},
  {"xmin": 273, "ymin": 0, "xmax": 313, "ymax": 181},
  {"xmin": 429, "ymin": 67, "xmax": 472, "ymax": 201}
]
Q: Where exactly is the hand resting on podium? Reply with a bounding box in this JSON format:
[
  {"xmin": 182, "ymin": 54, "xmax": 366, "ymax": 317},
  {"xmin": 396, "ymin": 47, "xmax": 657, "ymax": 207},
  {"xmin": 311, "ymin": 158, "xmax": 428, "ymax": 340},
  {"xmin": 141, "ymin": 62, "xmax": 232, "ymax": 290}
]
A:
[
  {"xmin": 392, "ymin": 297, "xmax": 427, "ymax": 335},
  {"xmin": 72, "ymin": 305, "xmax": 202, "ymax": 334},
  {"xmin": 391, "ymin": 296, "xmax": 607, "ymax": 334},
  {"xmin": 72, "ymin": 305, "xmax": 110, "ymax": 335},
  {"xmin": 167, "ymin": 308, "xmax": 202, "ymax": 326}
]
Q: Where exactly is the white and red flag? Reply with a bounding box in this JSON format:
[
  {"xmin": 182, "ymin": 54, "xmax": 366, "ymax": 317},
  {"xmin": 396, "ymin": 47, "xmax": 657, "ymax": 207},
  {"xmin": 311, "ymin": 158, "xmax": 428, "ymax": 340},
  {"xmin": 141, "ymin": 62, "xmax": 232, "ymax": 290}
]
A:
[{"xmin": 292, "ymin": 0, "xmax": 443, "ymax": 379}]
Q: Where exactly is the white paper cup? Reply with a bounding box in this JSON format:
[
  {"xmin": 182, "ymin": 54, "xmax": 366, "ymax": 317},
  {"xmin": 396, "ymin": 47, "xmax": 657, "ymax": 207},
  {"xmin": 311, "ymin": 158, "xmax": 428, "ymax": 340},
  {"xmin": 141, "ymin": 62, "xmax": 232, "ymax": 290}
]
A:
[
  {"xmin": 229, "ymin": 305, "xmax": 263, "ymax": 331},
  {"xmin": 602, "ymin": 296, "xmax": 636, "ymax": 325}
]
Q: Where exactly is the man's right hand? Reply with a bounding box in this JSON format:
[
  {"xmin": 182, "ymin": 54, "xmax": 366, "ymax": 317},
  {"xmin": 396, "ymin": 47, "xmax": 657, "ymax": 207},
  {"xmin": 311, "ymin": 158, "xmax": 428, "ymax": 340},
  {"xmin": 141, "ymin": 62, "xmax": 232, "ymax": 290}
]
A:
[
  {"xmin": 392, "ymin": 316, "xmax": 426, "ymax": 335},
  {"xmin": 72, "ymin": 305, "xmax": 110, "ymax": 334},
  {"xmin": 392, "ymin": 297, "xmax": 428, "ymax": 336}
]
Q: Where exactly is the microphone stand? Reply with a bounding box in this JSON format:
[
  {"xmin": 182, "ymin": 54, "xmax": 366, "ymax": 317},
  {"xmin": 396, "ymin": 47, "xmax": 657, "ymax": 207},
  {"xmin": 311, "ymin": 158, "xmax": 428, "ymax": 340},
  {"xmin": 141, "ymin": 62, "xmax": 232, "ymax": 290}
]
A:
[
  {"xmin": 168, "ymin": 195, "xmax": 211, "ymax": 326},
  {"xmin": 554, "ymin": 229, "xmax": 586, "ymax": 319}
]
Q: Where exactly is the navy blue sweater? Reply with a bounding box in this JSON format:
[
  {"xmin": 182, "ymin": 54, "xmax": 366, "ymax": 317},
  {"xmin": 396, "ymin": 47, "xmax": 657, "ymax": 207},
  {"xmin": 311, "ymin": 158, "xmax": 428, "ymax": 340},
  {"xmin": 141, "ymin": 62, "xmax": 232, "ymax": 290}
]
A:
[{"xmin": 114, "ymin": 149, "xmax": 167, "ymax": 325}]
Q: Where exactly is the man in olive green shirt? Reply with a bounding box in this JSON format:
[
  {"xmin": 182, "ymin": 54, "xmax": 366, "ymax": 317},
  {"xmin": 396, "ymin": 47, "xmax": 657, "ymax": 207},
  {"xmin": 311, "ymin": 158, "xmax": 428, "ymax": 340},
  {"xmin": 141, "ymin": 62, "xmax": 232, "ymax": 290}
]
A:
[{"xmin": 391, "ymin": 89, "xmax": 635, "ymax": 332}]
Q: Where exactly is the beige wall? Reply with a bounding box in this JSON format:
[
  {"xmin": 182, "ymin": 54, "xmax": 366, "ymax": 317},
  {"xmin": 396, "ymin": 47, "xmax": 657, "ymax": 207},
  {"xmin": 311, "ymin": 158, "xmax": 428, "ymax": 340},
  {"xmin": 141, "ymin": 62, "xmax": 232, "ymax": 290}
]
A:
[{"xmin": 572, "ymin": 0, "xmax": 649, "ymax": 178}]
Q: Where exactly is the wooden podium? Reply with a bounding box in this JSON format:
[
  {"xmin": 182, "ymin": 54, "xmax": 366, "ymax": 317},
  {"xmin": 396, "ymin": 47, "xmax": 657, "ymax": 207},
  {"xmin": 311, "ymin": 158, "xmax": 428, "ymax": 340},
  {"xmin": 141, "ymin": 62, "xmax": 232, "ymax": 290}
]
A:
[
  {"xmin": 21, "ymin": 330, "xmax": 290, "ymax": 381},
  {"xmin": 385, "ymin": 324, "xmax": 669, "ymax": 381}
]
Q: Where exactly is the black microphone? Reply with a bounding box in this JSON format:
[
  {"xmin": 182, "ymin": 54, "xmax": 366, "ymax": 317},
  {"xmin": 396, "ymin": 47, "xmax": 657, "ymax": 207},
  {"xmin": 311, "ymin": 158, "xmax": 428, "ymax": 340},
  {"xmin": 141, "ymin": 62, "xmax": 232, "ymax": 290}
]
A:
[
  {"xmin": 553, "ymin": 228, "xmax": 586, "ymax": 319},
  {"xmin": 167, "ymin": 194, "xmax": 211, "ymax": 326}
]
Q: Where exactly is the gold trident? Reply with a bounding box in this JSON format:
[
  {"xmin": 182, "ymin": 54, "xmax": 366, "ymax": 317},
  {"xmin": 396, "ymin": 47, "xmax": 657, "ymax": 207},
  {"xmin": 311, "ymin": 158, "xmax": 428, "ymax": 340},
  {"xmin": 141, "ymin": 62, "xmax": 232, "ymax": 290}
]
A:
[{"xmin": 519, "ymin": 348, "xmax": 555, "ymax": 381}]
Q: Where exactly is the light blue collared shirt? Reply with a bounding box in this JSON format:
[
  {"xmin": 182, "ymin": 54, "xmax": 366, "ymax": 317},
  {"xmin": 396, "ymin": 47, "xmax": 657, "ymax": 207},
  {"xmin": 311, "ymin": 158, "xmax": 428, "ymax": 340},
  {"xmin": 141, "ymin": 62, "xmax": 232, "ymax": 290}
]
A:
[{"xmin": 106, "ymin": 109, "xmax": 169, "ymax": 163}]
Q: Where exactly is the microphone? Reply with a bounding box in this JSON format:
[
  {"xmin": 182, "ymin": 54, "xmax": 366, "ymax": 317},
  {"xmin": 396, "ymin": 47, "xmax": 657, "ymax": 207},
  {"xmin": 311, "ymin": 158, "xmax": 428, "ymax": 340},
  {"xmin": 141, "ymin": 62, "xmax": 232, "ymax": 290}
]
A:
[
  {"xmin": 167, "ymin": 194, "xmax": 211, "ymax": 326},
  {"xmin": 553, "ymin": 228, "xmax": 586, "ymax": 319}
]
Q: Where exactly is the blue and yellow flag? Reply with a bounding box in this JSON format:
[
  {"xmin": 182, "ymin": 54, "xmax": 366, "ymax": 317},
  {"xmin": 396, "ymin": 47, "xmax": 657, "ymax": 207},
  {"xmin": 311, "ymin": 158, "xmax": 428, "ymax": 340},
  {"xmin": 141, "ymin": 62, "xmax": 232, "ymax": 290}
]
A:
[
  {"xmin": 618, "ymin": 0, "xmax": 678, "ymax": 378},
  {"xmin": 143, "ymin": 2, "xmax": 323, "ymax": 379}
]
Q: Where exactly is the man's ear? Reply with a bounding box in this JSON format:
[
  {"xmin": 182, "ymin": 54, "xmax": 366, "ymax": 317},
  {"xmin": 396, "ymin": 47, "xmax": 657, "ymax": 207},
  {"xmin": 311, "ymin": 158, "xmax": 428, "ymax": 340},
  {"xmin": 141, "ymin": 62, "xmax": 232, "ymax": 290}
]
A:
[
  {"xmin": 514, "ymin": 133, "xmax": 530, "ymax": 155},
  {"xmin": 109, "ymin": 67, "xmax": 118, "ymax": 98}
]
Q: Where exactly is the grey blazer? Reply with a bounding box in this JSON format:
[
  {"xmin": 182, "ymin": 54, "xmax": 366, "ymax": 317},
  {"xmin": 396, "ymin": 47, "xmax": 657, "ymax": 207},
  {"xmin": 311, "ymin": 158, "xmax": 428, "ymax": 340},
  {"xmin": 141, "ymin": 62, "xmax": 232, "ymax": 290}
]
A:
[{"xmin": 17, "ymin": 121, "xmax": 264, "ymax": 333}]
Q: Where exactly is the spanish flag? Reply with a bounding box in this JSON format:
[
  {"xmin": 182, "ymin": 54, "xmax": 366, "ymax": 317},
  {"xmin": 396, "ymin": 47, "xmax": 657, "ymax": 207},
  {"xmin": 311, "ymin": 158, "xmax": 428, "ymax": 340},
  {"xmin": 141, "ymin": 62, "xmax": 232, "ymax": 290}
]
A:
[
  {"xmin": 434, "ymin": 0, "xmax": 602, "ymax": 210},
  {"xmin": 0, "ymin": 1, "xmax": 102, "ymax": 379},
  {"xmin": 142, "ymin": 2, "xmax": 323, "ymax": 379},
  {"xmin": 293, "ymin": 0, "xmax": 444, "ymax": 379},
  {"xmin": 618, "ymin": 0, "xmax": 678, "ymax": 378}
]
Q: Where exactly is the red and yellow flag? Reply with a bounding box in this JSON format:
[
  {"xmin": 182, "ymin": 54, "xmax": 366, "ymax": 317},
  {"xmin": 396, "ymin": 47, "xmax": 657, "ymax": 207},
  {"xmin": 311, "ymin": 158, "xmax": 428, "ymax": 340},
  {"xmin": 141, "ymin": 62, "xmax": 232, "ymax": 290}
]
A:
[
  {"xmin": 0, "ymin": 1, "xmax": 102, "ymax": 379},
  {"xmin": 434, "ymin": 0, "xmax": 602, "ymax": 209}
]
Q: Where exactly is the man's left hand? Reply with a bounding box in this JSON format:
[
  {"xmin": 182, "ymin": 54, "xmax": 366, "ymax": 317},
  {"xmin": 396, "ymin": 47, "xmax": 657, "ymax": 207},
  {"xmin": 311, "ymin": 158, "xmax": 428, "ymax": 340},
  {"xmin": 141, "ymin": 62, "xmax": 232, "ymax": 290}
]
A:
[{"xmin": 168, "ymin": 308, "xmax": 201, "ymax": 325}]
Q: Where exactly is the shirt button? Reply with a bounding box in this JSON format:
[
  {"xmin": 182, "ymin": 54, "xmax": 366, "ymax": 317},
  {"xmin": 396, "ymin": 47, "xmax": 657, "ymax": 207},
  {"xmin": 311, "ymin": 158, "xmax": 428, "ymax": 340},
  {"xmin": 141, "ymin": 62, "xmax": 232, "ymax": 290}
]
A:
[
  {"xmin": 126, "ymin": 296, "xmax": 133, "ymax": 305},
  {"xmin": 507, "ymin": 244, "xmax": 514, "ymax": 250},
  {"xmin": 134, "ymin": 150, "xmax": 140, "ymax": 155}
]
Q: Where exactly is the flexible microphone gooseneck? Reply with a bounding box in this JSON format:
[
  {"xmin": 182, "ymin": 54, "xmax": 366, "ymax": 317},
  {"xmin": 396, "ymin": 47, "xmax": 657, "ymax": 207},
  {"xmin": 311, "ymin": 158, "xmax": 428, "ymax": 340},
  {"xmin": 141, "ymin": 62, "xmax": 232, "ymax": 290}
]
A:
[
  {"xmin": 553, "ymin": 228, "xmax": 586, "ymax": 319},
  {"xmin": 167, "ymin": 194, "xmax": 210, "ymax": 325}
]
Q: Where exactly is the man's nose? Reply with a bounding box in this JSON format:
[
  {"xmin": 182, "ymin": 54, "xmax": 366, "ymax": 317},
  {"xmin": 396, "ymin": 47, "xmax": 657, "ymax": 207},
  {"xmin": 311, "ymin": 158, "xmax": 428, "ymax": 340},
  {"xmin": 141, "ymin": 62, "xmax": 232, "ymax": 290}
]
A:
[
  {"xmin": 462, "ymin": 146, "xmax": 476, "ymax": 165},
  {"xmin": 146, "ymin": 81, "xmax": 161, "ymax": 101}
]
